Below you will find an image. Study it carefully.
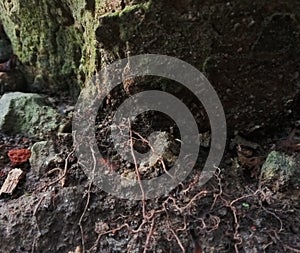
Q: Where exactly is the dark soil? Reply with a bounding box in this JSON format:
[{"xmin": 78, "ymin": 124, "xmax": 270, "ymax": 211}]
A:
[
  {"xmin": 0, "ymin": 1, "xmax": 300, "ymax": 253},
  {"xmin": 0, "ymin": 90, "xmax": 299, "ymax": 253}
]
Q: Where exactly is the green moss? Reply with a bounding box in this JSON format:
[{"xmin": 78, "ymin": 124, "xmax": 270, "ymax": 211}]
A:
[
  {"xmin": 202, "ymin": 55, "xmax": 215, "ymax": 74},
  {"xmin": 98, "ymin": 2, "xmax": 152, "ymax": 42},
  {"xmin": 0, "ymin": 0, "xmax": 88, "ymax": 92},
  {"xmin": 98, "ymin": 1, "xmax": 152, "ymax": 18},
  {"xmin": 119, "ymin": 2, "xmax": 151, "ymax": 17},
  {"xmin": 260, "ymin": 151, "xmax": 299, "ymax": 191},
  {"xmin": 1, "ymin": 0, "xmax": 211, "ymax": 95},
  {"xmin": 0, "ymin": 0, "xmax": 155, "ymax": 93}
]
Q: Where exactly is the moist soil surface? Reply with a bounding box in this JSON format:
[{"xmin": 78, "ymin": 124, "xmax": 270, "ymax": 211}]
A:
[
  {"xmin": 1, "ymin": 1, "xmax": 300, "ymax": 253},
  {"xmin": 0, "ymin": 93, "xmax": 299, "ymax": 253}
]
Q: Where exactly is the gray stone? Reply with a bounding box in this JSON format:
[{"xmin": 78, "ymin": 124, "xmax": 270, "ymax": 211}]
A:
[
  {"xmin": 29, "ymin": 141, "xmax": 58, "ymax": 176},
  {"xmin": 139, "ymin": 132, "xmax": 179, "ymax": 171},
  {"xmin": 0, "ymin": 186, "xmax": 88, "ymax": 253},
  {"xmin": 260, "ymin": 151, "xmax": 300, "ymax": 191},
  {"xmin": 0, "ymin": 92, "xmax": 61, "ymax": 138}
]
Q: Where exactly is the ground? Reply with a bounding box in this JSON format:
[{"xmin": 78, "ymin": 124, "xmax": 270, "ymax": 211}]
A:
[
  {"xmin": 0, "ymin": 0, "xmax": 300, "ymax": 253},
  {"xmin": 0, "ymin": 90, "xmax": 299, "ymax": 253}
]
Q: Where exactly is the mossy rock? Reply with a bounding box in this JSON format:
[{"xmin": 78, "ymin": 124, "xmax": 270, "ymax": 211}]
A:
[
  {"xmin": 0, "ymin": 92, "xmax": 61, "ymax": 138},
  {"xmin": 260, "ymin": 151, "xmax": 300, "ymax": 192}
]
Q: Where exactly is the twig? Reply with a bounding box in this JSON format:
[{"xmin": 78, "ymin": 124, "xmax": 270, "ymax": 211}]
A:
[
  {"xmin": 38, "ymin": 149, "xmax": 75, "ymax": 191},
  {"xmin": 260, "ymin": 207, "xmax": 283, "ymax": 233},
  {"xmin": 169, "ymin": 227, "xmax": 186, "ymax": 253},
  {"xmin": 78, "ymin": 146, "xmax": 96, "ymax": 252},
  {"xmin": 163, "ymin": 201, "xmax": 186, "ymax": 252},
  {"xmin": 128, "ymin": 120, "xmax": 150, "ymax": 220},
  {"xmin": 89, "ymin": 224, "xmax": 129, "ymax": 252},
  {"xmin": 283, "ymin": 244, "xmax": 300, "ymax": 253},
  {"xmin": 143, "ymin": 217, "xmax": 156, "ymax": 253},
  {"xmin": 166, "ymin": 190, "xmax": 208, "ymax": 214},
  {"xmin": 211, "ymin": 168, "xmax": 222, "ymax": 209}
]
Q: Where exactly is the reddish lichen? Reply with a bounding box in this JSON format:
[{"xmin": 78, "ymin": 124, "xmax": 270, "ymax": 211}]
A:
[{"xmin": 7, "ymin": 148, "xmax": 31, "ymax": 165}]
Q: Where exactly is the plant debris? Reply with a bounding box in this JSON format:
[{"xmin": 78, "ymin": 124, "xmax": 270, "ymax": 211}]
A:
[{"xmin": 0, "ymin": 168, "xmax": 23, "ymax": 195}]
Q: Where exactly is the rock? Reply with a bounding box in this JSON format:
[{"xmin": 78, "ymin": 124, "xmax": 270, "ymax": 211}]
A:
[
  {"xmin": 29, "ymin": 141, "xmax": 58, "ymax": 176},
  {"xmin": 121, "ymin": 171, "xmax": 137, "ymax": 188},
  {"xmin": 0, "ymin": 1, "xmax": 299, "ymax": 133},
  {"xmin": 138, "ymin": 131, "xmax": 179, "ymax": 173},
  {"xmin": 0, "ymin": 92, "xmax": 61, "ymax": 138},
  {"xmin": 260, "ymin": 151, "xmax": 300, "ymax": 192},
  {"xmin": 0, "ymin": 1, "xmax": 85, "ymax": 93},
  {"xmin": 145, "ymin": 131, "xmax": 179, "ymax": 168},
  {"xmin": 0, "ymin": 186, "xmax": 90, "ymax": 253},
  {"xmin": 120, "ymin": 132, "xmax": 180, "ymax": 187}
]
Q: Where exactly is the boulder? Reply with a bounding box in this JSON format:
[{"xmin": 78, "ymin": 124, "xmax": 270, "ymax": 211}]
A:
[
  {"xmin": 0, "ymin": 1, "xmax": 299, "ymax": 133},
  {"xmin": 0, "ymin": 92, "xmax": 61, "ymax": 138},
  {"xmin": 260, "ymin": 151, "xmax": 300, "ymax": 192},
  {"xmin": 29, "ymin": 141, "xmax": 60, "ymax": 176},
  {"xmin": 0, "ymin": 186, "xmax": 89, "ymax": 253}
]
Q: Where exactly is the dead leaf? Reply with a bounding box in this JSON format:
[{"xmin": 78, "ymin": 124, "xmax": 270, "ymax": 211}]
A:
[{"xmin": 0, "ymin": 168, "xmax": 24, "ymax": 195}]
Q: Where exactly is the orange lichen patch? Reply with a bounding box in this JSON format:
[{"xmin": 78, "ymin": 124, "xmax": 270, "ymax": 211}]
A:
[{"xmin": 7, "ymin": 148, "xmax": 31, "ymax": 165}]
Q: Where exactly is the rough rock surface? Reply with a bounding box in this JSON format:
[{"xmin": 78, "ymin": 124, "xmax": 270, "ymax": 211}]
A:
[
  {"xmin": 0, "ymin": 92, "xmax": 61, "ymax": 137},
  {"xmin": 260, "ymin": 151, "xmax": 300, "ymax": 191},
  {"xmin": 143, "ymin": 131, "xmax": 179, "ymax": 168},
  {"xmin": 0, "ymin": 186, "xmax": 88, "ymax": 253},
  {"xmin": 29, "ymin": 141, "xmax": 59, "ymax": 176},
  {"xmin": 0, "ymin": 1, "xmax": 300, "ymax": 253},
  {"xmin": 0, "ymin": 1, "xmax": 299, "ymax": 133}
]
